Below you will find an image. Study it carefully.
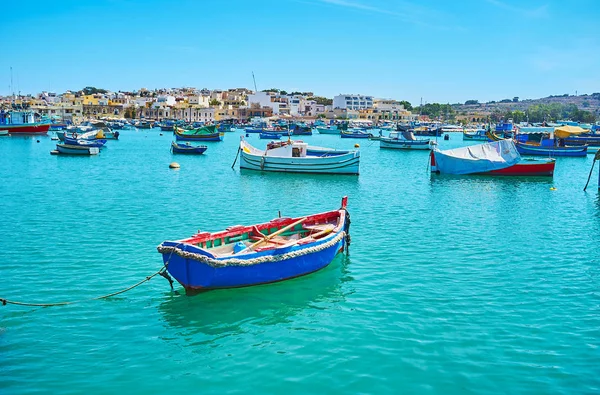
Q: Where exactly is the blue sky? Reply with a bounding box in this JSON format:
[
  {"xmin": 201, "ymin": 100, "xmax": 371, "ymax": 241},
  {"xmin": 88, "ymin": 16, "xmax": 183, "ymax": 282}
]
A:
[{"xmin": 1, "ymin": 0, "xmax": 599, "ymax": 106}]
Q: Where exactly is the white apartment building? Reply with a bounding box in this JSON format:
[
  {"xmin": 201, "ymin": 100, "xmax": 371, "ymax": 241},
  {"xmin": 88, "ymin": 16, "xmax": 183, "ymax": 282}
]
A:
[
  {"xmin": 187, "ymin": 95, "xmax": 210, "ymax": 107},
  {"xmin": 333, "ymin": 94, "xmax": 374, "ymax": 111},
  {"xmin": 157, "ymin": 95, "xmax": 176, "ymax": 106},
  {"xmin": 288, "ymin": 95, "xmax": 303, "ymax": 115}
]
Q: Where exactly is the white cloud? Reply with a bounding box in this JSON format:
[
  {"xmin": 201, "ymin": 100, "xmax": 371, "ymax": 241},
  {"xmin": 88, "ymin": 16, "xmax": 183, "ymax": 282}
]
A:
[
  {"xmin": 314, "ymin": 0, "xmax": 459, "ymax": 29},
  {"xmin": 485, "ymin": 0, "xmax": 549, "ymax": 18}
]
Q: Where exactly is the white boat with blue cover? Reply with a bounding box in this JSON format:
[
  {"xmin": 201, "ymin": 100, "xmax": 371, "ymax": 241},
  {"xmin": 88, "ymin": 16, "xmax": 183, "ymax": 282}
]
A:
[{"xmin": 239, "ymin": 139, "xmax": 360, "ymax": 175}]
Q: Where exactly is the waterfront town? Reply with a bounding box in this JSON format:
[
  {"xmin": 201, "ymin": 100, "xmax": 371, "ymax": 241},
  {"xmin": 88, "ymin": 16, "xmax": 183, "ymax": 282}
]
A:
[
  {"xmin": 2, "ymin": 86, "xmax": 599, "ymax": 128},
  {"xmin": 0, "ymin": 87, "xmax": 418, "ymax": 125}
]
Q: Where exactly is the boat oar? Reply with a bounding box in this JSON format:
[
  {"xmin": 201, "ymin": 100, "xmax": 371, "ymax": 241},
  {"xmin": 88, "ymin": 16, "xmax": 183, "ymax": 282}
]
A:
[
  {"xmin": 583, "ymin": 151, "xmax": 600, "ymax": 191},
  {"xmin": 236, "ymin": 217, "xmax": 307, "ymax": 254}
]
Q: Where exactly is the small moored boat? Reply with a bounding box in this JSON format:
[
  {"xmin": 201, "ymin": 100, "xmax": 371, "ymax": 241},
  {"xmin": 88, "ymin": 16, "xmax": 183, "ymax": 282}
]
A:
[
  {"xmin": 340, "ymin": 129, "xmax": 371, "ymax": 139},
  {"xmin": 239, "ymin": 139, "xmax": 360, "ymax": 175},
  {"xmin": 487, "ymin": 129, "xmax": 588, "ymax": 157},
  {"xmin": 170, "ymin": 141, "xmax": 208, "ymax": 154},
  {"xmin": 462, "ymin": 129, "xmax": 489, "ymax": 141},
  {"xmin": 157, "ymin": 197, "xmax": 351, "ymax": 292},
  {"xmin": 174, "ymin": 125, "xmax": 223, "ymax": 141},
  {"xmin": 514, "ymin": 141, "xmax": 588, "ymax": 157},
  {"xmin": 63, "ymin": 136, "xmax": 107, "ymax": 148},
  {"xmin": 259, "ymin": 132, "xmax": 283, "ymax": 140},
  {"xmin": 430, "ymin": 139, "xmax": 555, "ymax": 176},
  {"xmin": 54, "ymin": 144, "xmax": 100, "ymax": 155},
  {"xmin": 380, "ymin": 131, "xmax": 435, "ymax": 150},
  {"xmin": 0, "ymin": 109, "xmax": 50, "ymax": 135}
]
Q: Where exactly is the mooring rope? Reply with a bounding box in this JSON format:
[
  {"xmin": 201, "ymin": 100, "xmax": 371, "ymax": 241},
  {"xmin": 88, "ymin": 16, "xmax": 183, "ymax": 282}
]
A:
[
  {"xmin": 0, "ymin": 247, "xmax": 180, "ymax": 308},
  {"xmin": 0, "ymin": 267, "xmax": 173, "ymax": 307},
  {"xmin": 583, "ymin": 150, "xmax": 600, "ymax": 191}
]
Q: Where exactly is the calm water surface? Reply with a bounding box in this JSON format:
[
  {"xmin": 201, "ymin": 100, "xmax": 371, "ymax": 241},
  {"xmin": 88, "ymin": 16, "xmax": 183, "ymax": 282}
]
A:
[{"xmin": 1, "ymin": 129, "xmax": 599, "ymax": 394}]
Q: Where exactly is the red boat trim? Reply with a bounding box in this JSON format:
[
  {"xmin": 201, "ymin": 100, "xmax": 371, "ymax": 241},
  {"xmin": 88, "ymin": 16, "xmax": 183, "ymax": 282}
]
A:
[{"xmin": 481, "ymin": 161, "xmax": 555, "ymax": 176}]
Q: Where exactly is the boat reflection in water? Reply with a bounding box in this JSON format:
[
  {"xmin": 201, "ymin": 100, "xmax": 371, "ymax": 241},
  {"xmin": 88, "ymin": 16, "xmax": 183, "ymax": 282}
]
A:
[{"xmin": 157, "ymin": 255, "xmax": 352, "ymax": 339}]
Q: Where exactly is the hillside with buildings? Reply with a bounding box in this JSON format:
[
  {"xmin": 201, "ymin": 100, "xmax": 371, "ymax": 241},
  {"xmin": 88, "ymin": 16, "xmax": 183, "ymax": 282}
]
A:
[{"xmin": 451, "ymin": 93, "xmax": 600, "ymax": 123}]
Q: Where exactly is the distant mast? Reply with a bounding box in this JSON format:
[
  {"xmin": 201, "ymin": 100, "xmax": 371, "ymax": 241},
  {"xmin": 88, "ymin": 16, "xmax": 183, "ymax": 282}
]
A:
[
  {"xmin": 252, "ymin": 71, "xmax": 258, "ymax": 92},
  {"xmin": 10, "ymin": 66, "xmax": 14, "ymax": 100}
]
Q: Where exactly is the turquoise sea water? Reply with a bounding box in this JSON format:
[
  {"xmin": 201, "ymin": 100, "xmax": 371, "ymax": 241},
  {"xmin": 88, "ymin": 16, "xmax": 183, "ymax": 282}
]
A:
[{"xmin": 1, "ymin": 129, "xmax": 599, "ymax": 394}]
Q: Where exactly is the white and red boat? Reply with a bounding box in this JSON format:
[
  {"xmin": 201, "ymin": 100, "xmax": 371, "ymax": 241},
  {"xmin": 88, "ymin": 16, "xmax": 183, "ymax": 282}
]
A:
[
  {"xmin": 430, "ymin": 139, "xmax": 555, "ymax": 176},
  {"xmin": 0, "ymin": 109, "xmax": 50, "ymax": 135}
]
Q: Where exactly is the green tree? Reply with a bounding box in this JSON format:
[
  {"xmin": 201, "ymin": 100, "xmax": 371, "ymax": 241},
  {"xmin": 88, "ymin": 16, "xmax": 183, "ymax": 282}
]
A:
[
  {"xmin": 413, "ymin": 103, "xmax": 455, "ymax": 119},
  {"xmin": 82, "ymin": 86, "xmax": 107, "ymax": 95},
  {"xmin": 309, "ymin": 96, "xmax": 333, "ymax": 106},
  {"xmin": 465, "ymin": 100, "xmax": 478, "ymax": 105},
  {"xmin": 209, "ymin": 99, "xmax": 221, "ymax": 106},
  {"xmin": 398, "ymin": 100, "xmax": 413, "ymax": 111}
]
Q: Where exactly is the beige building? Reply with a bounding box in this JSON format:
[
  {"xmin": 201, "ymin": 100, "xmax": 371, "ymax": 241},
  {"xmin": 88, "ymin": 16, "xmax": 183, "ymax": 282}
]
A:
[{"xmin": 32, "ymin": 104, "xmax": 83, "ymax": 122}]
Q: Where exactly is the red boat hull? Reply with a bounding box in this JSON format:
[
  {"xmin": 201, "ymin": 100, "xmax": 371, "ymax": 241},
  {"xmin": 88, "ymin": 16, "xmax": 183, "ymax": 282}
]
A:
[
  {"xmin": 430, "ymin": 151, "xmax": 555, "ymax": 176},
  {"xmin": 480, "ymin": 160, "xmax": 555, "ymax": 176},
  {"xmin": 1, "ymin": 123, "xmax": 50, "ymax": 135}
]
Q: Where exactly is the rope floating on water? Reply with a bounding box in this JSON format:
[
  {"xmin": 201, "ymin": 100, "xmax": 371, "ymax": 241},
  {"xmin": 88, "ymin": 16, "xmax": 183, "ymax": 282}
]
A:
[
  {"xmin": 0, "ymin": 267, "xmax": 174, "ymax": 308},
  {"xmin": 0, "ymin": 243, "xmax": 180, "ymax": 308}
]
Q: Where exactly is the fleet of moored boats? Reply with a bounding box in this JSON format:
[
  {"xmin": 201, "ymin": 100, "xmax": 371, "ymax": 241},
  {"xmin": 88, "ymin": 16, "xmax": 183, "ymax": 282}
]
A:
[{"xmin": 3, "ymin": 108, "xmax": 600, "ymax": 292}]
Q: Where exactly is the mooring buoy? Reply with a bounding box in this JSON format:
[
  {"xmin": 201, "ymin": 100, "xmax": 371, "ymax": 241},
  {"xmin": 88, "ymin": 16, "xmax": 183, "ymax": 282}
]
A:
[{"xmin": 169, "ymin": 162, "xmax": 180, "ymax": 169}]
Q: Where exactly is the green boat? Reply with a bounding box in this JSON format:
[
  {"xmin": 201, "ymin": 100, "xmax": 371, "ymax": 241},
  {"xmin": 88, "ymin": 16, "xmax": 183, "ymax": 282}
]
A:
[{"xmin": 174, "ymin": 125, "xmax": 224, "ymax": 141}]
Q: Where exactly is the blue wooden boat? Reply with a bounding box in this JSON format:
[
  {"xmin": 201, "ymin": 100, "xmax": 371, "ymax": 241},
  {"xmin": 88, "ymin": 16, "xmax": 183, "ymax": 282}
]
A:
[
  {"xmin": 514, "ymin": 141, "xmax": 588, "ymax": 157},
  {"xmin": 565, "ymin": 135, "xmax": 600, "ymax": 146},
  {"xmin": 49, "ymin": 123, "xmax": 68, "ymax": 131},
  {"xmin": 63, "ymin": 136, "xmax": 107, "ymax": 148},
  {"xmin": 340, "ymin": 130, "xmax": 372, "ymax": 139},
  {"xmin": 171, "ymin": 141, "xmax": 208, "ymax": 154},
  {"xmin": 495, "ymin": 121, "xmax": 514, "ymax": 132},
  {"xmin": 157, "ymin": 197, "xmax": 351, "ymax": 292},
  {"xmin": 217, "ymin": 120, "xmax": 236, "ymax": 132},
  {"xmin": 259, "ymin": 132, "xmax": 282, "ymax": 139},
  {"xmin": 290, "ymin": 123, "xmax": 312, "ymax": 136}
]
